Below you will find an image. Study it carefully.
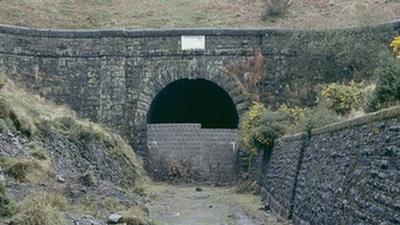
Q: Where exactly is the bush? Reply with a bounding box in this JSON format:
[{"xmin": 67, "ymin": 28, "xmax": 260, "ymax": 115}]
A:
[
  {"xmin": 11, "ymin": 192, "xmax": 68, "ymax": 225},
  {"xmin": 278, "ymin": 104, "xmax": 306, "ymax": 126},
  {"xmin": 240, "ymin": 102, "xmax": 286, "ymax": 154},
  {"xmin": 295, "ymin": 104, "xmax": 340, "ymax": 133},
  {"xmin": 390, "ymin": 36, "xmax": 400, "ymax": 59},
  {"xmin": 366, "ymin": 55, "xmax": 400, "ymax": 112},
  {"xmin": 321, "ymin": 81, "xmax": 367, "ymax": 115},
  {"xmin": 263, "ymin": 0, "xmax": 291, "ymax": 18}
]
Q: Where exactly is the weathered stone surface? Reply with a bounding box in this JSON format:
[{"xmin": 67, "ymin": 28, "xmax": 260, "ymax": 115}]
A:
[
  {"xmin": 108, "ymin": 214, "xmax": 122, "ymax": 223},
  {"xmin": 261, "ymin": 133, "xmax": 307, "ymax": 219},
  {"xmin": 261, "ymin": 107, "xmax": 400, "ymax": 225}
]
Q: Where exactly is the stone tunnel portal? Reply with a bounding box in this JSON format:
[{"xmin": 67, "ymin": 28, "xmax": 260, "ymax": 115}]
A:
[
  {"xmin": 146, "ymin": 79, "xmax": 240, "ymax": 183},
  {"xmin": 147, "ymin": 78, "xmax": 239, "ymax": 128}
]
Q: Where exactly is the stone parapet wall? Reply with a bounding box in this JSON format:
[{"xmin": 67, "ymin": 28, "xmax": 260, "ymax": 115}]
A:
[
  {"xmin": 147, "ymin": 124, "xmax": 238, "ymax": 183},
  {"xmin": 261, "ymin": 107, "xmax": 400, "ymax": 225}
]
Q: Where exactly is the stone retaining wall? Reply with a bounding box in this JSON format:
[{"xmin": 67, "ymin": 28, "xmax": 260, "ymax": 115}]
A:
[{"xmin": 261, "ymin": 107, "xmax": 400, "ymax": 225}]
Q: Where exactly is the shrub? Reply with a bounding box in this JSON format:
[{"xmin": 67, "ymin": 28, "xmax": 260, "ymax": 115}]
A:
[
  {"xmin": 321, "ymin": 81, "xmax": 367, "ymax": 115},
  {"xmin": 240, "ymin": 102, "xmax": 286, "ymax": 154},
  {"xmin": 390, "ymin": 36, "xmax": 400, "ymax": 59},
  {"xmin": 278, "ymin": 104, "xmax": 306, "ymax": 126},
  {"xmin": 366, "ymin": 55, "xmax": 400, "ymax": 112},
  {"xmin": 11, "ymin": 192, "xmax": 68, "ymax": 225},
  {"xmin": 263, "ymin": 0, "xmax": 292, "ymax": 18},
  {"xmin": 295, "ymin": 104, "xmax": 340, "ymax": 133}
]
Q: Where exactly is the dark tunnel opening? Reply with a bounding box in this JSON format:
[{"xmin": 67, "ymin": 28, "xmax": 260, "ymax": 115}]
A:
[{"xmin": 147, "ymin": 79, "xmax": 239, "ymax": 128}]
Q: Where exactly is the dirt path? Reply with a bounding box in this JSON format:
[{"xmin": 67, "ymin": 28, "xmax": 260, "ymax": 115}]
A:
[{"xmin": 146, "ymin": 184, "xmax": 289, "ymax": 225}]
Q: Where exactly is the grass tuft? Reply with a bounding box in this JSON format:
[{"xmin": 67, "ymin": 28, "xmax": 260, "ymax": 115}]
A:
[
  {"xmin": 0, "ymin": 182, "xmax": 17, "ymax": 219},
  {"xmin": 11, "ymin": 192, "xmax": 68, "ymax": 225},
  {"xmin": 0, "ymin": 157, "xmax": 52, "ymax": 183},
  {"xmin": 0, "ymin": 74, "xmax": 148, "ymax": 187}
]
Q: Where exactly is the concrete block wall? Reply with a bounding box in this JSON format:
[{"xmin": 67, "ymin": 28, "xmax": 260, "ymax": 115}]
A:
[
  {"xmin": 261, "ymin": 107, "xmax": 400, "ymax": 225},
  {"xmin": 147, "ymin": 123, "xmax": 238, "ymax": 183}
]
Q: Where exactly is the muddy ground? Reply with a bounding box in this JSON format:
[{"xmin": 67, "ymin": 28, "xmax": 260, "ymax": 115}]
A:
[{"xmin": 146, "ymin": 184, "xmax": 290, "ymax": 225}]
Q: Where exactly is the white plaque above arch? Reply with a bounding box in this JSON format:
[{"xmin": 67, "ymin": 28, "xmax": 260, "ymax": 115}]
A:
[{"xmin": 181, "ymin": 35, "xmax": 205, "ymax": 50}]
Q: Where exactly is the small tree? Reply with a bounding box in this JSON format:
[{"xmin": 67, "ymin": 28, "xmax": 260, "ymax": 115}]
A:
[
  {"xmin": 366, "ymin": 55, "xmax": 400, "ymax": 111},
  {"xmin": 227, "ymin": 50, "xmax": 267, "ymax": 102}
]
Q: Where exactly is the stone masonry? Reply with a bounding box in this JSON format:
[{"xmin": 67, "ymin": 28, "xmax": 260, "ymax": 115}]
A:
[
  {"xmin": 0, "ymin": 21, "xmax": 399, "ymax": 160},
  {"xmin": 261, "ymin": 107, "xmax": 400, "ymax": 225}
]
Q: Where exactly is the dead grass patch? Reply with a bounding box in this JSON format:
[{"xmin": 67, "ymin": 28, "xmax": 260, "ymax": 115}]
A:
[{"xmin": 0, "ymin": 0, "xmax": 398, "ymax": 29}]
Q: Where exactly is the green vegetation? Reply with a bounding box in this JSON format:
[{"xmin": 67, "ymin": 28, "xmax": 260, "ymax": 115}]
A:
[
  {"xmin": 267, "ymin": 29, "xmax": 389, "ymax": 82},
  {"xmin": 390, "ymin": 36, "xmax": 400, "ymax": 58},
  {"xmin": 237, "ymin": 33, "xmax": 400, "ymax": 185},
  {"xmin": 0, "ymin": 157, "xmax": 52, "ymax": 183},
  {"xmin": 293, "ymin": 104, "xmax": 340, "ymax": 134},
  {"xmin": 366, "ymin": 55, "xmax": 400, "ymax": 112},
  {"xmin": 0, "ymin": 182, "xmax": 16, "ymax": 219},
  {"xmin": 0, "ymin": 0, "xmax": 398, "ymax": 29},
  {"xmin": 321, "ymin": 81, "xmax": 367, "ymax": 115},
  {"xmin": 0, "ymin": 76, "xmax": 149, "ymax": 223},
  {"xmin": 0, "ymin": 77, "xmax": 147, "ymax": 188},
  {"xmin": 29, "ymin": 143, "xmax": 48, "ymax": 160},
  {"xmin": 11, "ymin": 192, "xmax": 68, "ymax": 225},
  {"xmin": 240, "ymin": 102, "xmax": 286, "ymax": 155},
  {"xmin": 240, "ymin": 100, "xmax": 341, "ymax": 154}
]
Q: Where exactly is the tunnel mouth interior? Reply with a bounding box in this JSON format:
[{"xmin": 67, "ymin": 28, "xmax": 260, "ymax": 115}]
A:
[{"xmin": 147, "ymin": 78, "xmax": 239, "ymax": 129}]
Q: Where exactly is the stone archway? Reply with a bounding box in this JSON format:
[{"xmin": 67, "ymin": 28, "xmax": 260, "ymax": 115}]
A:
[
  {"xmin": 135, "ymin": 67, "xmax": 250, "ymax": 126},
  {"xmin": 134, "ymin": 68, "xmax": 251, "ymax": 183}
]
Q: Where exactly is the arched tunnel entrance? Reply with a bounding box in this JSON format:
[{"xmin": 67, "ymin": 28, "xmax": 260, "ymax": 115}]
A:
[
  {"xmin": 147, "ymin": 79, "xmax": 239, "ymax": 128},
  {"xmin": 146, "ymin": 79, "xmax": 240, "ymax": 183}
]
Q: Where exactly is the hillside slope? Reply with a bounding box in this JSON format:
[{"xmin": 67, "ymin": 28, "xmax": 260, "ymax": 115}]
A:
[
  {"xmin": 0, "ymin": 0, "xmax": 399, "ymax": 29},
  {"xmin": 0, "ymin": 75, "xmax": 152, "ymax": 225}
]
